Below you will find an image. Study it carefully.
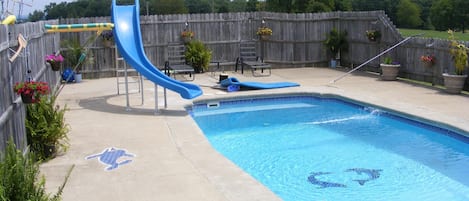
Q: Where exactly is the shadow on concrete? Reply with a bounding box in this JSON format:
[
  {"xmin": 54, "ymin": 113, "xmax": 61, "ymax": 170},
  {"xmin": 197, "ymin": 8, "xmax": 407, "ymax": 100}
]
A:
[{"xmin": 78, "ymin": 94, "xmax": 189, "ymax": 117}]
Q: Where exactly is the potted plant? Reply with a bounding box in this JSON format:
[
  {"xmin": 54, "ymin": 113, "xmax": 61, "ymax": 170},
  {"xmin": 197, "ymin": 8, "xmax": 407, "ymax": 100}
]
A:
[
  {"xmin": 420, "ymin": 54, "xmax": 436, "ymax": 67},
  {"xmin": 61, "ymin": 38, "xmax": 94, "ymax": 83},
  {"xmin": 185, "ymin": 40, "xmax": 212, "ymax": 73},
  {"xmin": 181, "ymin": 30, "xmax": 194, "ymax": 43},
  {"xmin": 45, "ymin": 52, "xmax": 64, "ymax": 71},
  {"xmin": 443, "ymin": 30, "xmax": 468, "ymax": 94},
  {"xmin": 323, "ymin": 28, "xmax": 348, "ymax": 68},
  {"xmin": 25, "ymin": 94, "xmax": 69, "ymax": 160},
  {"xmin": 366, "ymin": 30, "xmax": 381, "ymax": 42},
  {"xmin": 13, "ymin": 81, "xmax": 50, "ymax": 104},
  {"xmin": 101, "ymin": 31, "xmax": 114, "ymax": 48},
  {"xmin": 256, "ymin": 26, "xmax": 272, "ymax": 40},
  {"xmin": 380, "ymin": 56, "xmax": 401, "ymax": 81}
]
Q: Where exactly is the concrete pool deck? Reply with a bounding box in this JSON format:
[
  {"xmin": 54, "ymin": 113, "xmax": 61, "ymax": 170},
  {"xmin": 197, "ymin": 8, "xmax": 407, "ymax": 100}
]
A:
[{"xmin": 41, "ymin": 67, "xmax": 469, "ymax": 201}]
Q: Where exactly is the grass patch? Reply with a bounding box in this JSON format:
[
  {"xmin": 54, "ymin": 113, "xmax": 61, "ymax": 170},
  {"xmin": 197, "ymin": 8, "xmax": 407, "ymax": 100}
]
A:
[{"xmin": 399, "ymin": 28, "xmax": 469, "ymax": 41}]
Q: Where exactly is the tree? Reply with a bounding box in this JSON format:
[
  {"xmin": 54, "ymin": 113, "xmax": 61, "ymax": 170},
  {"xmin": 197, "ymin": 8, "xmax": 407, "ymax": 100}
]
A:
[
  {"xmin": 306, "ymin": 1, "xmax": 332, "ymax": 13},
  {"xmin": 266, "ymin": 0, "xmax": 293, "ymax": 12},
  {"xmin": 335, "ymin": 0, "xmax": 352, "ymax": 11},
  {"xmin": 151, "ymin": 0, "xmax": 187, "ymax": 14},
  {"xmin": 45, "ymin": 2, "xmax": 68, "ymax": 19},
  {"xmin": 246, "ymin": 0, "xmax": 258, "ymax": 12},
  {"xmin": 185, "ymin": 0, "xmax": 212, "ymax": 13},
  {"xmin": 396, "ymin": 0, "xmax": 422, "ymax": 28},
  {"xmin": 351, "ymin": 0, "xmax": 385, "ymax": 11},
  {"xmin": 292, "ymin": 0, "xmax": 309, "ymax": 13},
  {"xmin": 230, "ymin": 0, "xmax": 247, "ymax": 12},
  {"xmin": 430, "ymin": 0, "xmax": 455, "ymax": 31},
  {"xmin": 452, "ymin": 0, "xmax": 469, "ymax": 33},
  {"xmin": 28, "ymin": 10, "xmax": 45, "ymax": 22}
]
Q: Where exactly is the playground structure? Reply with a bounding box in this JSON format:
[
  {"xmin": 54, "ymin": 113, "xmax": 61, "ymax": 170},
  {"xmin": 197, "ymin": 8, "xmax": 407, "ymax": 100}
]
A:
[
  {"xmin": 42, "ymin": 0, "xmax": 203, "ymax": 113},
  {"xmin": 1, "ymin": 0, "xmax": 33, "ymax": 24}
]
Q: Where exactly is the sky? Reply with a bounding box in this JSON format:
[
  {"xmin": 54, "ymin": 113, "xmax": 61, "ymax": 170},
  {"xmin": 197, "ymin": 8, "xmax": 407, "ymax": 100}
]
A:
[{"xmin": 3, "ymin": 0, "xmax": 74, "ymax": 16}]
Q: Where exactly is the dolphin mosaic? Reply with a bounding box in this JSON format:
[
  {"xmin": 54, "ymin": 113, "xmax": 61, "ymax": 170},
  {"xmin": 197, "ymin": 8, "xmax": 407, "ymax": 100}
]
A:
[
  {"xmin": 307, "ymin": 172, "xmax": 347, "ymax": 188},
  {"xmin": 308, "ymin": 168, "xmax": 383, "ymax": 188},
  {"xmin": 346, "ymin": 168, "xmax": 382, "ymax": 185}
]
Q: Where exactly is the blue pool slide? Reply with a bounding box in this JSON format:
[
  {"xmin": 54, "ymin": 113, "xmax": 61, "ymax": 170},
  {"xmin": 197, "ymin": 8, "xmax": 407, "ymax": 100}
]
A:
[
  {"xmin": 111, "ymin": 0, "xmax": 202, "ymax": 99},
  {"xmin": 220, "ymin": 77, "xmax": 299, "ymax": 91}
]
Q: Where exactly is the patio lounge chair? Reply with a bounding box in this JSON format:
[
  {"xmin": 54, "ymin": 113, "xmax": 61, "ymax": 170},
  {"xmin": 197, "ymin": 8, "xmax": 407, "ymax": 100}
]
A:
[
  {"xmin": 164, "ymin": 44, "xmax": 195, "ymax": 81},
  {"xmin": 235, "ymin": 41, "xmax": 271, "ymax": 77}
]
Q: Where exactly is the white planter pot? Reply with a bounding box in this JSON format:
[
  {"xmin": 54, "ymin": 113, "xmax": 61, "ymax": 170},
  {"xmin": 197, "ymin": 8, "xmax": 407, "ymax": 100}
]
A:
[
  {"xmin": 442, "ymin": 73, "xmax": 467, "ymax": 94},
  {"xmin": 75, "ymin": 73, "xmax": 83, "ymax": 83},
  {"xmin": 330, "ymin": 59, "xmax": 337, "ymax": 68},
  {"xmin": 380, "ymin": 63, "xmax": 400, "ymax": 81}
]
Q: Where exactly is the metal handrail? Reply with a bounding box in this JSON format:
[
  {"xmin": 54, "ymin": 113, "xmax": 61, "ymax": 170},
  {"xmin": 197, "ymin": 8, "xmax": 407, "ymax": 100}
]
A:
[{"xmin": 330, "ymin": 33, "xmax": 424, "ymax": 83}]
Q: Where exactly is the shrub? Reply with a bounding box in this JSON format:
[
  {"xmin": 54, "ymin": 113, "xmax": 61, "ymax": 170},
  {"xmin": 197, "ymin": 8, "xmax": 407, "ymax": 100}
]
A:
[
  {"xmin": 0, "ymin": 140, "xmax": 50, "ymax": 201},
  {"xmin": 0, "ymin": 140, "xmax": 72, "ymax": 201},
  {"xmin": 26, "ymin": 95, "xmax": 69, "ymax": 160},
  {"xmin": 185, "ymin": 40, "xmax": 212, "ymax": 73}
]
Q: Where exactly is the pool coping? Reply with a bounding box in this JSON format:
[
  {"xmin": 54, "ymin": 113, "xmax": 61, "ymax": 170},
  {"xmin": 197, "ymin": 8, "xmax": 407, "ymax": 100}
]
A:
[{"xmin": 192, "ymin": 91, "xmax": 469, "ymax": 138}]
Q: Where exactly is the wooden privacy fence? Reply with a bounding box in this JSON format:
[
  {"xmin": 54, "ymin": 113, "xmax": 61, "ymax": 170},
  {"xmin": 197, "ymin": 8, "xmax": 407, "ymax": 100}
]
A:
[
  {"xmin": 0, "ymin": 20, "xmax": 61, "ymax": 151},
  {"xmin": 58, "ymin": 11, "xmax": 467, "ymax": 89},
  {"xmin": 1, "ymin": 11, "xmax": 468, "ymax": 150}
]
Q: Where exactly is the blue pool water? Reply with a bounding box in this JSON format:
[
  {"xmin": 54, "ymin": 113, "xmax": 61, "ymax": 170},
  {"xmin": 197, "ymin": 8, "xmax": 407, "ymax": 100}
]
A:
[{"xmin": 189, "ymin": 96, "xmax": 469, "ymax": 201}]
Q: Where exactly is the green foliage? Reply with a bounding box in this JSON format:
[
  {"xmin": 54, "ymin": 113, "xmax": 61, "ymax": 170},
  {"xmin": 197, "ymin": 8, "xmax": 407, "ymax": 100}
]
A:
[
  {"xmin": 185, "ymin": 0, "xmax": 212, "ymax": 13},
  {"xmin": 399, "ymin": 28, "xmax": 469, "ymax": 41},
  {"xmin": 230, "ymin": 0, "xmax": 247, "ymax": 12},
  {"xmin": 28, "ymin": 10, "xmax": 45, "ymax": 22},
  {"xmin": 448, "ymin": 30, "xmax": 468, "ymax": 75},
  {"xmin": 61, "ymin": 36, "xmax": 95, "ymax": 73},
  {"xmin": 185, "ymin": 40, "xmax": 212, "ymax": 73},
  {"xmin": 246, "ymin": 0, "xmax": 258, "ymax": 12},
  {"xmin": 306, "ymin": 1, "xmax": 332, "ymax": 12},
  {"xmin": 430, "ymin": 0, "xmax": 454, "ymax": 31},
  {"xmin": 383, "ymin": 57, "xmax": 393, "ymax": 64},
  {"xmin": 0, "ymin": 140, "xmax": 50, "ymax": 201},
  {"xmin": 266, "ymin": 0, "xmax": 293, "ymax": 12},
  {"xmin": 44, "ymin": 0, "xmax": 111, "ymax": 19},
  {"xmin": 430, "ymin": 0, "xmax": 469, "ymax": 32},
  {"xmin": 25, "ymin": 95, "xmax": 69, "ymax": 161},
  {"xmin": 323, "ymin": 28, "xmax": 348, "ymax": 58},
  {"xmin": 151, "ymin": 0, "xmax": 188, "ymax": 14},
  {"xmin": 396, "ymin": 0, "xmax": 422, "ymax": 28}
]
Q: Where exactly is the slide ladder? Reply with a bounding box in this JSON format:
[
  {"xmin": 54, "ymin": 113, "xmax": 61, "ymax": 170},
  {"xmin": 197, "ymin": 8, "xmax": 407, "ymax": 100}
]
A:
[{"xmin": 111, "ymin": 0, "xmax": 202, "ymax": 99}]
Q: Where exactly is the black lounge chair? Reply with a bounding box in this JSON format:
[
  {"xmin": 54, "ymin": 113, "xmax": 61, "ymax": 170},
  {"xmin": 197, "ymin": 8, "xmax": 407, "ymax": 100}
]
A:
[
  {"xmin": 164, "ymin": 44, "xmax": 195, "ymax": 81},
  {"xmin": 235, "ymin": 41, "xmax": 271, "ymax": 77}
]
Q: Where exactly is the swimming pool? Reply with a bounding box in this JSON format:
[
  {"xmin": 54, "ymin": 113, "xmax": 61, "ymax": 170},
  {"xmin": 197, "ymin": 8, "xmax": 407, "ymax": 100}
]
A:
[{"xmin": 189, "ymin": 95, "xmax": 469, "ymax": 201}]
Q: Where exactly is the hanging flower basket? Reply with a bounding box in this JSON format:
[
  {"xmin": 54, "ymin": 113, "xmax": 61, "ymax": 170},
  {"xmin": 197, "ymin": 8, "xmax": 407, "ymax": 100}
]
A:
[
  {"xmin": 366, "ymin": 30, "xmax": 381, "ymax": 42},
  {"xmin": 45, "ymin": 53, "xmax": 64, "ymax": 71},
  {"xmin": 49, "ymin": 62, "xmax": 61, "ymax": 71},
  {"xmin": 102, "ymin": 39, "xmax": 113, "ymax": 48},
  {"xmin": 256, "ymin": 27, "xmax": 272, "ymax": 40},
  {"xmin": 260, "ymin": 35, "xmax": 270, "ymax": 40},
  {"xmin": 420, "ymin": 54, "xmax": 436, "ymax": 67},
  {"xmin": 20, "ymin": 93, "xmax": 34, "ymax": 104},
  {"xmin": 181, "ymin": 30, "xmax": 194, "ymax": 43},
  {"xmin": 14, "ymin": 81, "xmax": 50, "ymax": 104}
]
